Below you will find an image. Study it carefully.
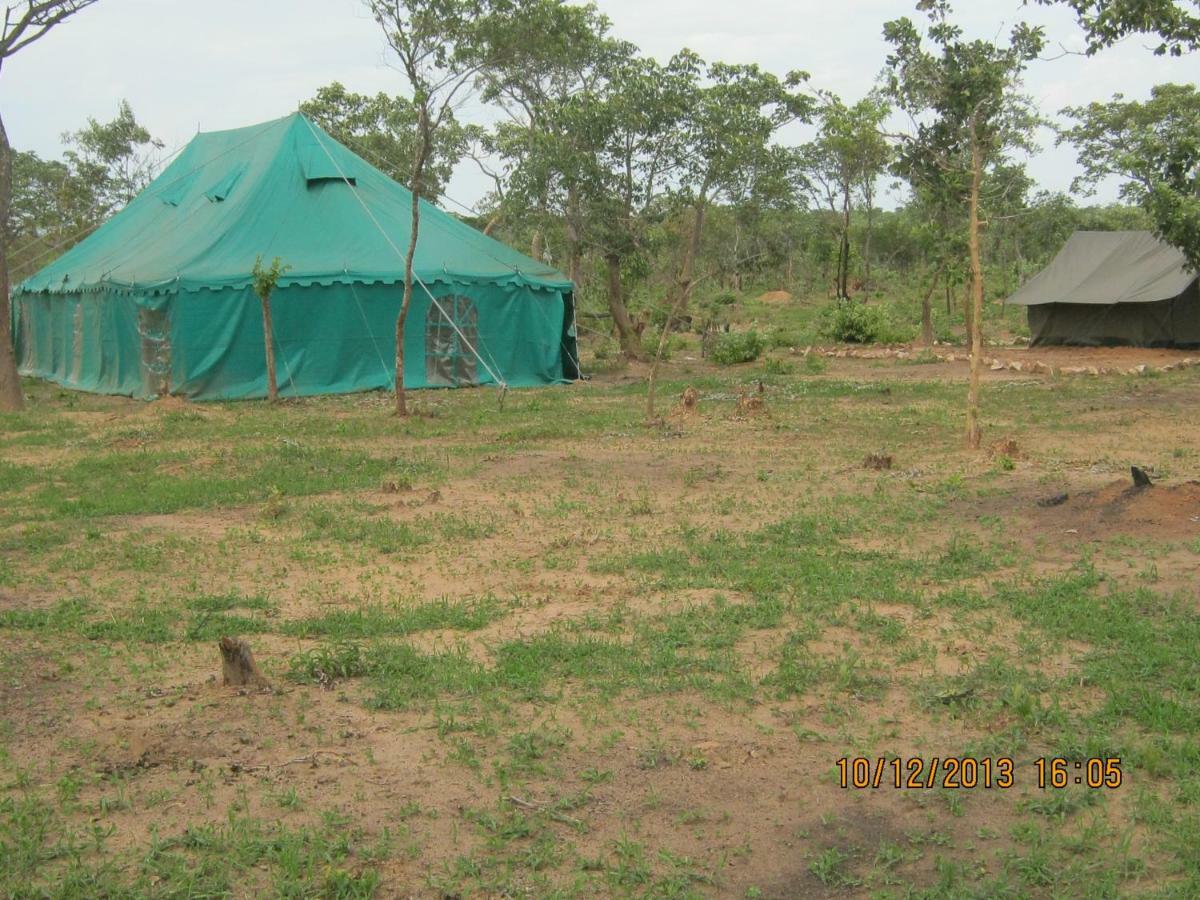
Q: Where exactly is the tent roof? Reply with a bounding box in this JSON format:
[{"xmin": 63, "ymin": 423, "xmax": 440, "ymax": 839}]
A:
[
  {"xmin": 1006, "ymin": 231, "xmax": 1196, "ymax": 307},
  {"xmin": 16, "ymin": 113, "xmax": 572, "ymax": 296}
]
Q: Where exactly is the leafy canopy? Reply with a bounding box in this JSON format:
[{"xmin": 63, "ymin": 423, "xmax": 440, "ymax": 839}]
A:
[
  {"xmin": 300, "ymin": 82, "xmax": 472, "ymax": 198},
  {"xmin": 1035, "ymin": 0, "xmax": 1200, "ymax": 56},
  {"xmin": 1060, "ymin": 83, "xmax": 1200, "ymax": 269}
]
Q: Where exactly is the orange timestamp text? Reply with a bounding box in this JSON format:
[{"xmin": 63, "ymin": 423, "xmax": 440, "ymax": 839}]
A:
[{"xmin": 836, "ymin": 756, "xmax": 1123, "ymax": 790}]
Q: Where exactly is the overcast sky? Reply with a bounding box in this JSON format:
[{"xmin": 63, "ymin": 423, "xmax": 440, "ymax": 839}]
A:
[{"xmin": 1, "ymin": 0, "xmax": 1196, "ymax": 210}]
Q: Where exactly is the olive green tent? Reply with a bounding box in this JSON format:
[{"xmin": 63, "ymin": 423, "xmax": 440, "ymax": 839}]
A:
[
  {"xmin": 12, "ymin": 113, "xmax": 579, "ymax": 399},
  {"xmin": 1006, "ymin": 231, "xmax": 1199, "ymax": 347}
]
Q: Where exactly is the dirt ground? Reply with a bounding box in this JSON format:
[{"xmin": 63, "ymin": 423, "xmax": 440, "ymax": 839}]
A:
[{"xmin": 1, "ymin": 349, "xmax": 1199, "ymax": 897}]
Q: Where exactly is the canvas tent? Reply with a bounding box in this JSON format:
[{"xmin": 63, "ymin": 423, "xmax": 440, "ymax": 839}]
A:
[
  {"xmin": 12, "ymin": 113, "xmax": 579, "ymax": 400},
  {"xmin": 1006, "ymin": 231, "xmax": 1200, "ymax": 347}
]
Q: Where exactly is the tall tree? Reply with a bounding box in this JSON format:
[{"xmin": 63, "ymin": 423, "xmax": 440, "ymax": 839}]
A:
[
  {"xmin": 481, "ymin": 1, "xmax": 627, "ymax": 292},
  {"xmin": 883, "ymin": 0, "xmax": 1044, "ymax": 449},
  {"xmin": 366, "ymin": 0, "xmax": 515, "ymax": 416},
  {"xmin": 1059, "ymin": 83, "xmax": 1200, "ymax": 270},
  {"xmin": 665, "ymin": 59, "xmax": 810, "ymax": 316},
  {"xmin": 1, "ymin": 0, "xmax": 101, "ymax": 411},
  {"xmin": 61, "ymin": 100, "xmax": 161, "ymax": 216},
  {"xmin": 1036, "ymin": 0, "xmax": 1200, "ymax": 56},
  {"xmin": 6, "ymin": 102, "xmax": 160, "ymax": 284},
  {"xmin": 589, "ymin": 52, "xmax": 693, "ymax": 361},
  {"xmin": 799, "ymin": 93, "xmax": 891, "ymax": 299},
  {"xmin": 299, "ymin": 81, "xmax": 470, "ymax": 197}
]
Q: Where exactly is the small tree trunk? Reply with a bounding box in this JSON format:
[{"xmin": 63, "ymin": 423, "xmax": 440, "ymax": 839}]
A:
[
  {"xmin": 838, "ymin": 184, "xmax": 851, "ymax": 300},
  {"xmin": 0, "ymin": 111, "xmax": 24, "ymax": 411},
  {"xmin": 863, "ymin": 186, "xmax": 875, "ymax": 299},
  {"xmin": 921, "ymin": 262, "xmax": 942, "ymax": 347},
  {"xmin": 965, "ymin": 131, "xmax": 985, "ymax": 451},
  {"xmin": 531, "ymin": 228, "xmax": 543, "ymax": 262},
  {"xmin": 219, "ymin": 637, "xmax": 270, "ymax": 689},
  {"xmin": 261, "ymin": 293, "xmax": 278, "ymax": 403},
  {"xmin": 397, "ymin": 111, "xmax": 431, "ymax": 418},
  {"xmin": 605, "ymin": 253, "xmax": 645, "ymax": 360},
  {"xmin": 671, "ymin": 192, "xmax": 708, "ymax": 319},
  {"xmin": 566, "ymin": 186, "xmax": 583, "ymax": 289},
  {"xmin": 646, "ymin": 278, "xmax": 694, "ymax": 422}
]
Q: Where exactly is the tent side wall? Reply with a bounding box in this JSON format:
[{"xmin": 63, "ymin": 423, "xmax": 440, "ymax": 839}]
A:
[
  {"xmin": 14, "ymin": 289, "xmax": 164, "ymax": 398},
  {"xmin": 16, "ymin": 280, "xmax": 573, "ymax": 400},
  {"xmin": 1027, "ymin": 281, "xmax": 1200, "ymax": 348}
]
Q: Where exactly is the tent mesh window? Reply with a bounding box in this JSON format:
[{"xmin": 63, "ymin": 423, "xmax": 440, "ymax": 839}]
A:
[
  {"xmin": 138, "ymin": 306, "xmax": 171, "ymax": 397},
  {"xmin": 16, "ymin": 298, "xmax": 33, "ymax": 370},
  {"xmin": 425, "ymin": 295, "xmax": 479, "ymax": 387}
]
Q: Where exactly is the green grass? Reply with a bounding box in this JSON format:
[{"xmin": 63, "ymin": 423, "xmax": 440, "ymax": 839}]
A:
[{"xmin": 2, "ymin": 349, "xmax": 1200, "ymax": 897}]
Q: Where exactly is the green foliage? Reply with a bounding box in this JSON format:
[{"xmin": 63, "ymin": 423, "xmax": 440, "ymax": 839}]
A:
[
  {"xmin": 8, "ymin": 100, "xmax": 161, "ymax": 281},
  {"xmin": 1037, "ymin": 0, "xmax": 1200, "ymax": 56},
  {"xmin": 299, "ymin": 81, "xmax": 471, "ymax": 197},
  {"xmin": 710, "ymin": 330, "xmax": 765, "ymax": 365},
  {"xmin": 250, "ymin": 255, "xmax": 290, "ymax": 302},
  {"xmin": 821, "ymin": 300, "xmax": 904, "ymax": 344},
  {"xmin": 798, "ymin": 91, "xmax": 892, "ymax": 298},
  {"xmin": 1061, "ymin": 83, "xmax": 1200, "ymax": 270}
]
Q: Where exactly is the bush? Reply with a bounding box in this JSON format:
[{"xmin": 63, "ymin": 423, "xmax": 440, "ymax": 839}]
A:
[
  {"xmin": 768, "ymin": 327, "xmax": 805, "ymax": 350},
  {"xmin": 821, "ymin": 300, "xmax": 904, "ymax": 344},
  {"xmin": 762, "ymin": 357, "xmax": 795, "ymax": 376},
  {"xmin": 642, "ymin": 330, "xmax": 687, "ymax": 361},
  {"xmin": 711, "ymin": 330, "xmax": 765, "ymax": 365},
  {"xmin": 713, "ymin": 290, "xmax": 738, "ymax": 306}
]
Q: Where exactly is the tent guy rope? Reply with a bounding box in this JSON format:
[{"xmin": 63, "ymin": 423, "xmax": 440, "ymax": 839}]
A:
[{"xmin": 300, "ymin": 114, "xmax": 509, "ymax": 392}]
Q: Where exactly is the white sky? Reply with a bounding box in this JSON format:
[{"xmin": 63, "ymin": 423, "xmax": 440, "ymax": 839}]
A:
[{"xmin": 1, "ymin": 0, "xmax": 1196, "ymax": 210}]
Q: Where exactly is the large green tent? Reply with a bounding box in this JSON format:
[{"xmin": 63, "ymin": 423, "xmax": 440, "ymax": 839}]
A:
[
  {"xmin": 12, "ymin": 113, "xmax": 579, "ymax": 399},
  {"xmin": 1006, "ymin": 231, "xmax": 1199, "ymax": 347}
]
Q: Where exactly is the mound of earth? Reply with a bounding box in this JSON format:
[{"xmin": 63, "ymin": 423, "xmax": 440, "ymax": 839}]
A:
[{"xmin": 1030, "ymin": 479, "xmax": 1200, "ymax": 541}]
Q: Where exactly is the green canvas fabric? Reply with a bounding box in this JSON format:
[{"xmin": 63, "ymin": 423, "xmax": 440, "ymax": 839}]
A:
[
  {"xmin": 1007, "ymin": 231, "xmax": 1200, "ymax": 348},
  {"xmin": 13, "ymin": 113, "xmax": 579, "ymax": 399}
]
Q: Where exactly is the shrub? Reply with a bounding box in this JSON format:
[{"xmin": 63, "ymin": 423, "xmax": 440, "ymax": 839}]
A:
[
  {"xmin": 821, "ymin": 300, "xmax": 902, "ymax": 344},
  {"xmin": 711, "ymin": 330, "xmax": 765, "ymax": 365},
  {"xmin": 713, "ymin": 290, "xmax": 738, "ymax": 306},
  {"xmin": 768, "ymin": 327, "xmax": 805, "ymax": 349},
  {"xmin": 762, "ymin": 357, "xmax": 795, "ymax": 376}
]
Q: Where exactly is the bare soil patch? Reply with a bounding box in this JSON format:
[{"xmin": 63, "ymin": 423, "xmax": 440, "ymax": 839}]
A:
[{"xmin": 1018, "ymin": 478, "xmax": 1200, "ymax": 543}]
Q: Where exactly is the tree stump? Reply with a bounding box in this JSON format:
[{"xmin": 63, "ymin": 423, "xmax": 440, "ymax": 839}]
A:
[
  {"xmin": 862, "ymin": 452, "xmax": 894, "ymax": 471},
  {"xmin": 219, "ymin": 637, "xmax": 270, "ymax": 689}
]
